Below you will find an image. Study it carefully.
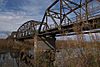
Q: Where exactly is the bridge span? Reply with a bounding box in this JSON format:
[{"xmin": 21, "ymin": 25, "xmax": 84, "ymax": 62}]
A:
[
  {"xmin": 11, "ymin": 0, "xmax": 100, "ymax": 49},
  {"xmin": 0, "ymin": 0, "xmax": 99, "ymax": 67}
]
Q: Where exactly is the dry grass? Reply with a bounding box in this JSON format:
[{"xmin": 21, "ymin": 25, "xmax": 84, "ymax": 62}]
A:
[
  {"xmin": 55, "ymin": 41, "xmax": 100, "ymax": 67},
  {"xmin": 0, "ymin": 31, "xmax": 99, "ymax": 67},
  {"xmin": 35, "ymin": 33, "xmax": 100, "ymax": 67},
  {"xmin": 53, "ymin": 33, "xmax": 100, "ymax": 67}
]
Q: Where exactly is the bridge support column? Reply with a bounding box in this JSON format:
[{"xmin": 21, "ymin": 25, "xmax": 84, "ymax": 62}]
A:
[
  {"xmin": 40, "ymin": 35, "xmax": 56, "ymax": 67},
  {"xmin": 34, "ymin": 35, "xmax": 38, "ymax": 67},
  {"xmin": 40, "ymin": 35, "xmax": 56, "ymax": 50}
]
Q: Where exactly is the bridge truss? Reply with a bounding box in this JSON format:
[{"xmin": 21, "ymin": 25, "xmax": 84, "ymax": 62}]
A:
[
  {"xmin": 0, "ymin": 0, "xmax": 99, "ymax": 67},
  {"xmin": 14, "ymin": 0, "xmax": 100, "ymax": 49}
]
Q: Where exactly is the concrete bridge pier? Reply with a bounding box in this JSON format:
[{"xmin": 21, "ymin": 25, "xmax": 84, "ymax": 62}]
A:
[
  {"xmin": 39, "ymin": 35, "xmax": 56, "ymax": 67},
  {"xmin": 33, "ymin": 34, "xmax": 56, "ymax": 67},
  {"xmin": 34, "ymin": 35, "xmax": 38, "ymax": 67}
]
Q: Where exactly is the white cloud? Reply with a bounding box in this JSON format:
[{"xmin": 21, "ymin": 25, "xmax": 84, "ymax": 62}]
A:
[
  {"xmin": 0, "ymin": 11, "xmax": 43, "ymax": 32},
  {"xmin": 0, "ymin": 0, "xmax": 54, "ymax": 38}
]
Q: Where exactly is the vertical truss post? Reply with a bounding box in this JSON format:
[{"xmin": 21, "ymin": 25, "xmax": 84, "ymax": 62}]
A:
[
  {"xmin": 80, "ymin": 0, "xmax": 82, "ymax": 21},
  {"xmin": 85, "ymin": 0, "xmax": 89, "ymax": 23},
  {"xmin": 60, "ymin": 0, "xmax": 63, "ymax": 27}
]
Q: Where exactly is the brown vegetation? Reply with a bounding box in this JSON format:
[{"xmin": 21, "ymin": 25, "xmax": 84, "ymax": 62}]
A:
[{"xmin": 35, "ymin": 33, "xmax": 100, "ymax": 67}]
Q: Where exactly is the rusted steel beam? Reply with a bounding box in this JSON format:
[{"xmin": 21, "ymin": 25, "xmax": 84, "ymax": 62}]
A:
[
  {"xmin": 16, "ymin": 0, "xmax": 99, "ymax": 40},
  {"xmin": 62, "ymin": 0, "xmax": 93, "ymax": 22},
  {"xmin": 65, "ymin": 0, "xmax": 80, "ymax": 6},
  {"xmin": 47, "ymin": 0, "xmax": 59, "ymax": 10}
]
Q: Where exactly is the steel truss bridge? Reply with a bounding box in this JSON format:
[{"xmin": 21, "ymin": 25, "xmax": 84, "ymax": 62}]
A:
[
  {"xmin": 11, "ymin": 0, "xmax": 100, "ymax": 49},
  {"xmin": 0, "ymin": 0, "xmax": 99, "ymax": 67}
]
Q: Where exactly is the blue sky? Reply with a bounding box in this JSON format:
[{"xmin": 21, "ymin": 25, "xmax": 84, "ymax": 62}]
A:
[
  {"xmin": 0, "ymin": 0, "xmax": 99, "ymax": 39},
  {"xmin": 0, "ymin": 0, "xmax": 99, "ymax": 32},
  {"xmin": 0, "ymin": 0, "xmax": 53, "ymax": 32},
  {"xmin": 0, "ymin": 0, "xmax": 84, "ymax": 32}
]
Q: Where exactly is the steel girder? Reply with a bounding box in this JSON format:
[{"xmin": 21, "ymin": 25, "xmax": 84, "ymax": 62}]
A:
[
  {"xmin": 38, "ymin": 0, "xmax": 100, "ymax": 35},
  {"xmin": 16, "ymin": 20, "xmax": 41, "ymax": 40}
]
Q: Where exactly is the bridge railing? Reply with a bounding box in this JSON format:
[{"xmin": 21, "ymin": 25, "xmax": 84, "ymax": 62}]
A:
[
  {"xmin": 45, "ymin": 5, "xmax": 100, "ymax": 30},
  {"xmin": 69, "ymin": 6, "xmax": 100, "ymax": 24}
]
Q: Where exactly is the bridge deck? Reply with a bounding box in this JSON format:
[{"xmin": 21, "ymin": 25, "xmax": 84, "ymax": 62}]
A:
[{"xmin": 39, "ymin": 15, "xmax": 100, "ymax": 36}]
